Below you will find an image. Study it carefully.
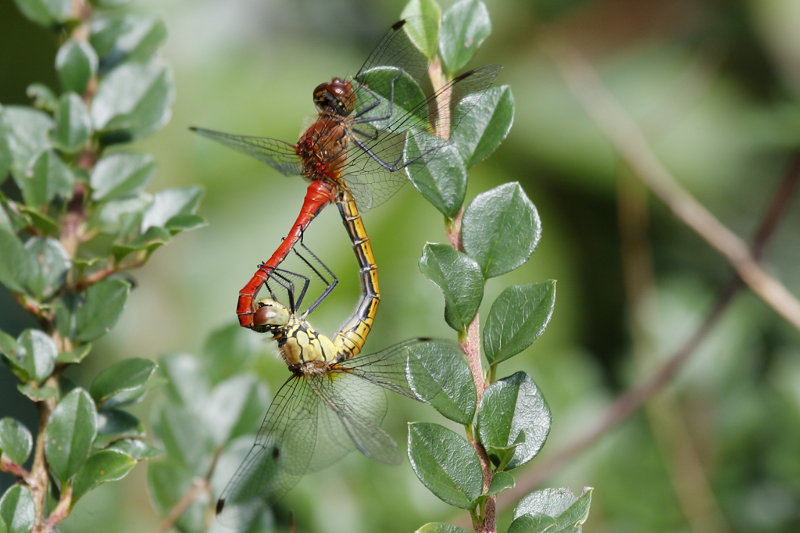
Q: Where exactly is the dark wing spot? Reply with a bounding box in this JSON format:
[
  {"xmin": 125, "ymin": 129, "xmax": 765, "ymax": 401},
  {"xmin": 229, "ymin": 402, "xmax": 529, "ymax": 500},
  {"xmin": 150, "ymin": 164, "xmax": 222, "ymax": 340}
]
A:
[
  {"xmin": 393, "ymin": 19, "xmax": 406, "ymax": 30},
  {"xmin": 215, "ymin": 498, "xmax": 226, "ymax": 515},
  {"xmin": 272, "ymin": 446, "xmax": 281, "ymax": 460}
]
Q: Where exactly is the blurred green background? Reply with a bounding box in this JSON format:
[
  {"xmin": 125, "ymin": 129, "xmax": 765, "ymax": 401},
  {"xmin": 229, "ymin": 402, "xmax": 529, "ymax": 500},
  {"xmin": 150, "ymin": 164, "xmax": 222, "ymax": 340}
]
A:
[{"xmin": 2, "ymin": 0, "xmax": 799, "ymax": 532}]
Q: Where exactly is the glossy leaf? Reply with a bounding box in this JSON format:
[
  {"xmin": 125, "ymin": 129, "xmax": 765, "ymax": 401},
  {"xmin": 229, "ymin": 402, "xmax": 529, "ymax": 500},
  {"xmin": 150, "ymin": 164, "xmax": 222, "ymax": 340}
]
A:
[
  {"xmin": 401, "ymin": 1, "xmax": 442, "ymax": 59},
  {"xmin": 56, "ymin": 344, "xmax": 93, "ymax": 364},
  {"xmin": 90, "ymin": 152, "xmax": 155, "ymax": 201},
  {"xmin": 205, "ymin": 374, "xmax": 269, "ymax": 445},
  {"xmin": 440, "ymin": 0, "xmax": 491, "ymax": 74},
  {"xmin": 91, "ymin": 60, "xmax": 174, "ymax": 142},
  {"xmin": 22, "ymin": 150, "xmax": 74, "ymax": 206},
  {"xmin": 16, "ymin": 384, "xmax": 58, "ymax": 402},
  {"xmin": 462, "ymin": 182, "xmax": 540, "ymax": 278},
  {"xmin": 0, "ymin": 485, "xmax": 34, "ymax": 533},
  {"xmin": 13, "ymin": 329, "xmax": 57, "ymax": 382},
  {"xmin": 0, "ymin": 418, "xmax": 33, "ymax": 466},
  {"xmin": 0, "ymin": 106, "xmax": 52, "ymax": 182},
  {"xmin": 75, "ymin": 278, "xmax": 130, "ymax": 342},
  {"xmin": 108, "ymin": 439, "xmax": 162, "ymax": 460},
  {"xmin": 89, "ymin": 196, "xmax": 149, "ymax": 234},
  {"xmin": 419, "ymin": 243, "xmax": 483, "ymax": 332},
  {"xmin": 11, "ymin": 0, "xmax": 70, "ymax": 28},
  {"xmin": 26, "ymin": 83, "xmax": 58, "ymax": 112},
  {"xmin": 140, "ymin": 186, "xmax": 203, "ymax": 230},
  {"xmin": 72, "ymin": 450, "xmax": 136, "ymax": 503},
  {"xmin": 52, "ymin": 93, "xmax": 91, "ymax": 153},
  {"xmin": 478, "ymin": 372, "xmax": 550, "ymax": 470},
  {"xmin": 508, "ymin": 515, "xmax": 552, "ymax": 533},
  {"xmin": 415, "ymin": 524, "xmax": 469, "ymax": 533},
  {"xmin": 45, "ymin": 388, "xmax": 98, "ymax": 483},
  {"xmin": 405, "ymin": 340, "xmax": 476, "ymax": 424},
  {"xmin": 514, "ymin": 487, "xmax": 594, "ymax": 530},
  {"xmin": 0, "ymin": 331, "xmax": 17, "ymax": 359},
  {"xmin": 95, "ymin": 409, "xmax": 144, "ymax": 448},
  {"xmin": 55, "ymin": 39, "xmax": 98, "ymax": 94},
  {"xmin": 487, "ymin": 470, "xmax": 515, "ymax": 495},
  {"xmin": 91, "ymin": 13, "xmax": 167, "ymax": 71},
  {"xmin": 452, "ymin": 86, "xmax": 514, "ymax": 166},
  {"xmin": 407, "ymin": 422, "xmax": 483, "ymax": 509},
  {"xmin": 90, "ymin": 357, "xmax": 157, "ymax": 408},
  {"xmin": 24, "ymin": 238, "xmax": 70, "ymax": 300},
  {"xmin": 0, "ymin": 228, "xmax": 33, "ymax": 293},
  {"xmin": 111, "ymin": 225, "xmax": 171, "ymax": 263},
  {"xmin": 163, "ymin": 213, "xmax": 207, "ymax": 234},
  {"xmin": 406, "ymin": 133, "xmax": 466, "ymax": 218},
  {"xmin": 17, "ymin": 206, "xmax": 58, "ymax": 236},
  {"xmin": 483, "ymin": 282, "xmax": 556, "ymax": 364}
]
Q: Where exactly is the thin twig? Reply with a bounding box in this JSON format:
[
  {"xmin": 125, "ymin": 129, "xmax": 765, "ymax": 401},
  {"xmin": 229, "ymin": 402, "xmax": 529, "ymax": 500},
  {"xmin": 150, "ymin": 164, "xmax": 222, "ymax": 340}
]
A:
[
  {"xmin": 42, "ymin": 485, "xmax": 73, "ymax": 533},
  {"xmin": 550, "ymin": 43, "xmax": 800, "ymax": 331}
]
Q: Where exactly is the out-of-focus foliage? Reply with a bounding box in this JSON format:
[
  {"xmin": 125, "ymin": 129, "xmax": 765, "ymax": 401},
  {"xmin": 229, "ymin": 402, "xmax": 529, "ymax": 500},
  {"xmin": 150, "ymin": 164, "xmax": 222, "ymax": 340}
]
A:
[{"xmin": 3, "ymin": 0, "xmax": 799, "ymax": 531}]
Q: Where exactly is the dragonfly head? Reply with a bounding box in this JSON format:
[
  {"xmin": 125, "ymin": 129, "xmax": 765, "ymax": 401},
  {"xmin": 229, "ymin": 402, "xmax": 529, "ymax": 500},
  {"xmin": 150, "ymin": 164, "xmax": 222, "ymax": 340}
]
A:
[
  {"xmin": 253, "ymin": 299, "xmax": 291, "ymax": 330},
  {"xmin": 313, "ymin": 77, "xmax": 355, "ymax": 116}
]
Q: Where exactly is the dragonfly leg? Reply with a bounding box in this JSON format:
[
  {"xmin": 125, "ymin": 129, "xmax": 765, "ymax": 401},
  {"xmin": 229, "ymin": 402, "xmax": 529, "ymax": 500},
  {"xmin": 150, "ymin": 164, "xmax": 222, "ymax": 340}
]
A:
[
  {"xmin": 352, "ymin": 70, "xmax": 402, "ymax": 124},
  {"xmin": 291, "ymin": 241, "xmax": 338, "ymax": 316}
]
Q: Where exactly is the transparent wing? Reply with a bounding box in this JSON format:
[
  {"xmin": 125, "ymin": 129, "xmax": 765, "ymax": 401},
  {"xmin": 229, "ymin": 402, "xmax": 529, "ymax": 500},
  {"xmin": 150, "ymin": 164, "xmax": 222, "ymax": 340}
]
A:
[{"xmin": 190, "ymin": 127, "xmax": 303, "ymax": 176}]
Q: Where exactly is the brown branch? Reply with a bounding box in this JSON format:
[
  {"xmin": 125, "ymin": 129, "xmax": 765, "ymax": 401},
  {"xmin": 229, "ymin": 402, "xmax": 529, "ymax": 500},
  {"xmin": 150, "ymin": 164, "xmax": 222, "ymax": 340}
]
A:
[
  {"xmin": 550, "ymin": 43, "xmax": 800, "ymax": 331},
  {"xmin": 42, "ymin": 485, "xmax": 73, "ymax": 533},
  {"xmin": 156, "ymin": 446, "xmax": 222, "ymax": 533},
  {"xmin": 1, "ymin": 457, "xmax": 32, "ymax": 481}
]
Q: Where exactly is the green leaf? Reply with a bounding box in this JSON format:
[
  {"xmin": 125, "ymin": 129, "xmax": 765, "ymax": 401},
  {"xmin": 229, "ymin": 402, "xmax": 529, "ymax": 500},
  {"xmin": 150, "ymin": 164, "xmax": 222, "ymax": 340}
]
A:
[
  {"xmin": 11, "ymin": 329, "xmax": 57, "ymax": 382},
  {"xmin": 419, "ymin": 244, "xmax": 483, "ymax": 332},
  {"xmin": 0, "ymin": 106, "xmax": 53, "ymax": 183},
  {"xmin": 487, "ymin": 470, "xmax": 514, "ymax": 495},
  {"xmin": 462, "ymin": 182, "xmax": 540, "ymax": 278},
  {"xmin": 45, "ymin": 388, "xmax": 98, "ymax": 483},
  {"xmin": 205, "ymin": 374, "xmax": 269, "ymax": 445},
  {"xmin": 21, "ymin": 150, "xmax": 75, "ymax": 206},
  {"xmin": 17, "ymin": 206, "xmax": 59, "ymax": 236},
  {"xmin": 89, "ymin": 196, "xmax": 148, "ymax": 235},
  {"xmin": 24, "ymin": 238, "xmax": 70, "ymax": 300},
  {"xmin": 152, "ymin": 403, "xmax": 214, "ymax": 471},
  {"xmin": 111, "ymin": 225, "xmax": 170, "ymax": 262},
  {"xmin": 55, "ymin": 39, "xmax": 98, "ymax": 94},
  {"xmin": 90, "ymin": 357, "xmax": 157, "ymax": 408},
  {"xmin": 72, "ymin": 449, "xmax": 136, "ymax": 503},
  {"xmin": 0, "ymin": 228, "xmax": 33, "ymax": 294},
  {"xmin": 405, "ymin": 340, "xmax": 476, "ymax": 424},
  {"xmin": 75, "ymin": 278, "xmax": 130, "ymax": 342},
  {"xmin": 0, "ymin": 330, "xmax": 17, "ymax": 358},
  {"xmin": 508, "ymin": 515, "xmax": 553, "ymax": 533},
  {"xmin": 51, "ymin": 93, "xmax": 92, "ymax": 153},
  {"xmin": 406, "ymin": 133, "xmax": 466, "ymax": 218},
  {"xmin": 95, "ymin": 409, "xmax": 144, "ymax": 448},
  {"xmin": 514, "ymin": 487, "xmax": 594, "ymax": 530},
  {"xmin": 483, "ymin": 282, "xmax": 556, "ymax": 364},
  {"xmin": 11, "ymin": 0, "xmax": 71, "ymax": 28},
  {"xmin": 56, "ymin": 343, "xmax": 93, "ymax": 364},
  {"xmin": 407, "ymin": 422, "xmax": 483, "ymax": 509},
  {"xmin": 159, "ymin": 353, "xmax": 210, "ymax": 407},
  {"xmin": 0, "ymin": 418, "xmax": 33, "ymax": 466},
  {"xmin": 354, "ymin": 67, "xmax": 428, "ymax": 133},
  {"xmin": 108, "ymin": 438, "xmax": 161, "ymax": 460},
  {"xmin": 90, "ymin": 13, "xmax": 167, "ymax": 71},
  {"xmin": 400, "ymin": 2, "xmax": 442, "ymax": 59},
  {"xmin": 16, "ymin": 384, "xmax": 58, "ymax": 402},
  {"xmin": 478, "ymin": 372, "xmax": 550, "ymax": 470},
  {"xmin": 147, "ymin": 459, "xmax": 204, "ymax": 532},
  {"xmin": 452, "ymin": 86, "xmax": 514, "ymax": 166},
  {"xmin": 26, "ymin": 83, "xmax": 58, "ymax": 112},
  {"xmin": 440, "ymin": 0, "xmax": 491, "ymax": 74},
  {"xmin": 0, "ymin": 485, "xmax": 34, "ymax": 533},
  {"xmin": 90, "ymin": 152, "xmax": 156, "ymax": 201},
  {"xmin": 141, "ymin": 186, "xmax": 203, "ymax": 230},
  {"xmin": 163, "ymin": 213, "xmax": 207, "ymax": 234},
  {"xmin": 415, "ymin": 523, "xmax": 469, "ymax": 533},
  {"xmin": 91, "ymin": 60, "xmax": 174, "ymax": 142}
]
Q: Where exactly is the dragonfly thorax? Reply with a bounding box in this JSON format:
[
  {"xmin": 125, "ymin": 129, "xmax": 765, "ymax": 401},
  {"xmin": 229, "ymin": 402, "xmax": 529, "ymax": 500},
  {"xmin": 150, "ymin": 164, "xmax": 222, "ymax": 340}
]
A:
[{"xmin": 313, "ymin": 77, "xmax": 356, "ymax": 117}]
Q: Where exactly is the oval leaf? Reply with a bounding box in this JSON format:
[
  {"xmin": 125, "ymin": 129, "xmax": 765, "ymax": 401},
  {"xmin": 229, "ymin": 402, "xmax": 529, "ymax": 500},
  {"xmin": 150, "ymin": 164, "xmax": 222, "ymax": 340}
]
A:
[
  {"xmin": 483, "ymin": 281, "xmax": 556, "ymax": 364},
  {"xmin": 21, "ymin": 150, "xmax": 74, "ymax": 207},
  {"xmin": 0, "ymin": 228, "xmax": 35, "ymax": 294},
  {"xmin": 141, "ymin": 186, "xmax": 203, "ymax": 231},
  {"xmin": 419, "ymin": 243, "xmax": 483, "ymax": 332},
  {"xmin": 95, "ymin": 409, "xmax": 144, "ymax": 448},
  {"xmin": 407, "ymin": 422, "xmax": 483, "ymax": 509},
  {"xmin": 452, "ymin": 86, "xmax": 514, "ymax": 166},
  {"xmin": 415, "ymin": 524, "xmax": 470, "ymax": 533},
  {"xmin": 478, "ymin": 372, "xmax": 550, "ymax": 470},
  {"xmin": 55, "ymin": 40, "xmax": 98, "ymax": 94},
  {"xmin": 406, "ymin": 133, "xmax": 466, "ymax": 218},
  {"xmin": 400, "ymin": 4, "xmax": 442, "ymax": 60},
  {"xmin": 45, "ymin": 388, "xmax": 98, "ymax": 483},
  {"xmin": 440, "ymin": 0, "xmax": 491, "ymax": 74},
  {"xmin": 75, "ymin": 278, "xmax": 130, "ymax": 342},
  {"xmin": 0, "ymin": 418, "xmax": 33, "ymax": 466},
  {"xmin": 90, "ymin": 13, "xmax": 167, "ymax": 71},
  {"xmin": 405, "ymin": 340, "xmax": 476, "ymax": 424},
  {"xmin": 0, "ymin": 106, "xmax": 53, "ymax": 182},
  {"xmin": 0, "ymin": 484, "xmax": 34, "ymax": 533},
  {"xmin": 462, "ymin": 182, "xmax": 540, "ymax": 278},
  {"xmin": 15, "ymin": 329, "xmax": 57, "ymax": 382},
  {"xmin": 90, "ymin": 357, "xmax": 157, "ymax": 408},
  {"xmin": 90, "ymin": 152, "xmax": 156, "ymax": 201},
  {"xmin": 514, "ymin": 487, "xmax": 594, "ymax": 528},
  {"xmin": 72, "ymin": 449, "xmax": 136, "ymax": 503},
  {"xmin": 11, "ymin": 0, "xmax": 70, "ymax": 28},
  {"xmin": 24, "ymin": 237, "xmax": 70, "ymax": 300},
  {"xmin": 52, "ymin": 93, "xmax": 92, "ymax": 153}
]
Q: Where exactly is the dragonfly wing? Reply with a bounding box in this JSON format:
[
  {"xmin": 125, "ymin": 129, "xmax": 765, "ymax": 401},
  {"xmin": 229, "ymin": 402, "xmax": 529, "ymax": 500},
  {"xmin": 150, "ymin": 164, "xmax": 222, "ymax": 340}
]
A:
[
  {"xmin": 190, "ymin": 127, "xmax": 303, "ymax": 176},
  {"xmin": 216, "ymin": 376, "xmax": 318, "ymax": 524},
  {"xmin": 307, "ymin": 371, "xmax": 400, "ymax": 465}
]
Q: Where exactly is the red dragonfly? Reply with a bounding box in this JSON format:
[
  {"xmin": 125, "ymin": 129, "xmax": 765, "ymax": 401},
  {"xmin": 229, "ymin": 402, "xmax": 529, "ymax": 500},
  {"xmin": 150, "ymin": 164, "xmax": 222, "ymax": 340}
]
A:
[{"xmin": 191, "ymin": 19, "xmax": 499, "ymax": 329}]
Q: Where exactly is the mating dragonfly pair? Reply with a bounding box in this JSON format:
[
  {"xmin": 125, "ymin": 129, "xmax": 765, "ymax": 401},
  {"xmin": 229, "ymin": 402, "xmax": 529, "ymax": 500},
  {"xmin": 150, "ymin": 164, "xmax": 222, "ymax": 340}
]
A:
[{"xmin": 193, "ymin": 19, "xmax": 498, "ymax": 525}]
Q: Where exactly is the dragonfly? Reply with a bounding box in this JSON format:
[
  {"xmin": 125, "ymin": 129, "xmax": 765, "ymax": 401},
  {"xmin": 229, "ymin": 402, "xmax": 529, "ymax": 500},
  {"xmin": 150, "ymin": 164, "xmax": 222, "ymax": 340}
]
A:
[
  {"xmin": 215, "ymin": 194, "xmax": 463, "ymax": 526},
  {"xmin": 191, "ymin": 18, "xmax": 500, "ymax": 329}
]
